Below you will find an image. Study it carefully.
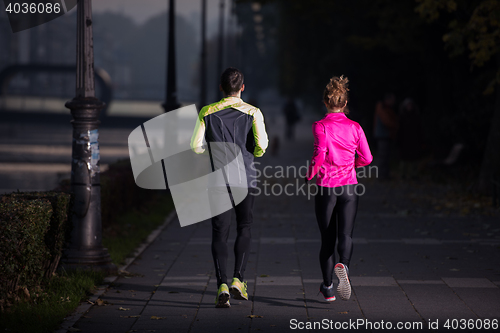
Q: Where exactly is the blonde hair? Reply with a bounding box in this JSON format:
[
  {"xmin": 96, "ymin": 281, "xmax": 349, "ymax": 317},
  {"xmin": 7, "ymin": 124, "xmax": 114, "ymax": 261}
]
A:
[{"xmin": 323, "ymin": 75, "xmax": 349, "ymax": 113}]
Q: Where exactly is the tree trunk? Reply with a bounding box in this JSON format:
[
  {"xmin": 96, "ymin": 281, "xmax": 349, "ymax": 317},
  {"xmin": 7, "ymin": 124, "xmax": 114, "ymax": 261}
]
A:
[{"xmin": 478, "ymin": 56, "xmax": 500, "ymax": 193}]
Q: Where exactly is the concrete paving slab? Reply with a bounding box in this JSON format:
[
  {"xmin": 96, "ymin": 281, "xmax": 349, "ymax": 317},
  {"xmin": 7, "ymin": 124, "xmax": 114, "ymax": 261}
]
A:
[
  {"xmin": 442, "ymin": 277, "xmax": 498, "ymax": 288},
  {"xmin": 256, "ymin": 276, "xmax": 302, "ymax": 286},
  {"xmin": 397, "ymin": 279, "xmax": 445, "ymax": 284},
  {"xmin": 354, "ymin": 286, "xmax": 423, "ymax": 322},
  {"xmin": 350, "ymin": 276, "xmax": 397, "ymax": 287},
  {"xmin": 446, "ymin": 288, "xmax": 500, "ymax": 318},
  {"xmin": 399, "ymin": 284, "xmax": 476, "ymax": 320}
]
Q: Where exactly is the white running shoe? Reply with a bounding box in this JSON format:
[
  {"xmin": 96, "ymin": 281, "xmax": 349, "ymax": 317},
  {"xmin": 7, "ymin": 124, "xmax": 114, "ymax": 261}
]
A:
[{"xmin": 334, "ymin": 263, "xmax": 351, "ymax": 300}]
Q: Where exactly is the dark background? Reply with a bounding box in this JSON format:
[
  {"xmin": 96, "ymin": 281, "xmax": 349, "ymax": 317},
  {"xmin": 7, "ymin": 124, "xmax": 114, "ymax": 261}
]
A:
[{"xmin": 0, "ymin": 0, "xmax": 499, "ymax": 195}]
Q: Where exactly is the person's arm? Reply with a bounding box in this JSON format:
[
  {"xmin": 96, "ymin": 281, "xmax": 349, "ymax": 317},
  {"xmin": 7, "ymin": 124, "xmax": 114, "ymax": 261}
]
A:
[
  {"xmin": 355, "ymin": 125, "xmax": 373, "ymax": 168},
  {"xmin": 252, "ymin": 108, "xmax": 269, "ymax": 157},
  {"xmin": 190, "ymin": 112, "xmax": 206, "ymax": 154},
  {"xmin": 307, "ymin": 122, "xmax": 327, "ymax": 180}
]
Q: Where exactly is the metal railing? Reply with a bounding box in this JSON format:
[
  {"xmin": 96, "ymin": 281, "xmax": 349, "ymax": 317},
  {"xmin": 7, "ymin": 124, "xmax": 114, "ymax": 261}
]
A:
[{"xmin": 0, "ymin": 64, "xmax": 112, "ymax": 114}]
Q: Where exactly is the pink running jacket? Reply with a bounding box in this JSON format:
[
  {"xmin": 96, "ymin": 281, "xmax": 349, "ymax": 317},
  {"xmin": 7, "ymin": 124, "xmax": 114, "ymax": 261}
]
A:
[{"xmin": 307, "ymin": 112, "xmax": 373, "ymax": 187}]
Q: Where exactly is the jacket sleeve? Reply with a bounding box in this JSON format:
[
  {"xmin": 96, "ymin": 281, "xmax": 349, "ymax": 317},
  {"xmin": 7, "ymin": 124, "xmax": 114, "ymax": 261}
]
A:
[
  {"xmin": 252, "ymin": 108, "xmax": 269, "ymax": 157},
  {"xmin": 307, "ymin": 122, "xmax": 327, "ymax": 180},
  {"xmin": 190, "ymin": 112, "xmax": 206, "ymax": 154},
  {"xmin": 355, "ymin": 125, "xmax": 373, "ymax": 168}
]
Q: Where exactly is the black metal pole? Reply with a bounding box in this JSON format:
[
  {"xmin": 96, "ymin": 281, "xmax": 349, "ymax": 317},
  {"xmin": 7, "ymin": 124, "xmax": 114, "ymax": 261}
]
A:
[
  {"xmin": 163, "ymin": 0, "xmax": 180, "ymax": 112},
  {"xmin": 216, "ymin": 0, "xmax": 225, "ymax": 100},
  {"xmin": 200, "ymin": 0, "xmax": 207, "ymax": 108},
  {"xmin": 62, "ymin": 0, "xmax": 116, "ymax": 273},
  {"xmin": 229, "ymin": 0, "xmax": 236, "ymax": 65}
]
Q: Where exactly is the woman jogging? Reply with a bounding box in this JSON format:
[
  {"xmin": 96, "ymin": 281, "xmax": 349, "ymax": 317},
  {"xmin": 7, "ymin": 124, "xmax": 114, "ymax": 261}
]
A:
[{"xmin": 306, "ymin": 76, "xmax": 372, "ymax": 302}]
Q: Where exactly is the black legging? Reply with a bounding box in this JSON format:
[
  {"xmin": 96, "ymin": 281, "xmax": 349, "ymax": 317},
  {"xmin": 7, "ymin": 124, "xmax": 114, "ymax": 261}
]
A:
[
  {"xmin": 210, "ymin": 187, "xmax": 256, "ymax": 287},
  {"xmin": 315, "ymin": 184, "xmax": 359, "ymax": 286}
]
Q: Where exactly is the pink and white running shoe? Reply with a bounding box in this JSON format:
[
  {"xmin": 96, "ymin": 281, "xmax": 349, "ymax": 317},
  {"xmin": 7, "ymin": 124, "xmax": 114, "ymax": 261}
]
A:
[{"xmin": 334, "ymin": 263, "xmax": 351, "ymax": 300}]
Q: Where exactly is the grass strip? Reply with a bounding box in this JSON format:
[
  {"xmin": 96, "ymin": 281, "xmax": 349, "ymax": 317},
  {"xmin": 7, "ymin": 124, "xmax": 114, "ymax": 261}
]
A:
[{"xmin": 0, "ymin": 270, "xmax": 104, "ymax": 333}]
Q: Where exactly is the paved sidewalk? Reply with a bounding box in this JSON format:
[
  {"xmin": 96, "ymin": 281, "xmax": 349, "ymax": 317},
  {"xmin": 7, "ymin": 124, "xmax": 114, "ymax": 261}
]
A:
[{"xmin": 66, "ymin": 119, "xmax": 500, "ymax": 333}]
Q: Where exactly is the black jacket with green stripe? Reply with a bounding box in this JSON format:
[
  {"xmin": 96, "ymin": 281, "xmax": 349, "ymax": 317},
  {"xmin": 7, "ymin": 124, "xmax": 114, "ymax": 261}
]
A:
[{"xmin": 190, "ymin": 97, "xmax": 269, "ymax": 188}]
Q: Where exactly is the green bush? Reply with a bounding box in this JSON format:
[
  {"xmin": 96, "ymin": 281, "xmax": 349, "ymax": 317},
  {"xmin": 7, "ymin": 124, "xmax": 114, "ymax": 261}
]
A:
[
  {"xmin": 0, "ymin": 198, "xmax": 52, "ymax": 302},
  {"xmin": 0, "ymin": 192, "xmax": 71, "ymax": 303},
  {"xmin": 7, "ymin": 192, "xmax": 71, "ymax": 276}
]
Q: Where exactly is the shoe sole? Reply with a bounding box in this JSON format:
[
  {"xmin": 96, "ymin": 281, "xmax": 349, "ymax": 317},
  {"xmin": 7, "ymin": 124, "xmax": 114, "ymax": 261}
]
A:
[
  {"xmin": 335, "ymin": 264, "xmax": 351, "ymax": 301},
  {"xmin": 215, "ymin": 292, "xmax": 230, "ymax": 308},
  {"xmin": 229, "ymin": 285, "xmax": 248, "ymax": 300}
]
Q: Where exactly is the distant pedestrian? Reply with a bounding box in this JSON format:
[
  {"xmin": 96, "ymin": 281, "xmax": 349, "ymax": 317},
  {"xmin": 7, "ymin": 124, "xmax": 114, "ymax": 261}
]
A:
[
  {"xmin": 397, "ymin": 98, "xmax": 424, "ymax": 179},
  {"xmin": 373, "ymin": 93, "xmax": 399, "ymax": 180},
  {"xmin": 306, "ymin": 76, "xmax": 373, "ymax": 301},
  {"xmin": 283, "ymin": 97, "xmax": 301, "ymax": 140},
  {"xmin": 191, "ymin": 67, "xmax": 269, "ymax": 308}
]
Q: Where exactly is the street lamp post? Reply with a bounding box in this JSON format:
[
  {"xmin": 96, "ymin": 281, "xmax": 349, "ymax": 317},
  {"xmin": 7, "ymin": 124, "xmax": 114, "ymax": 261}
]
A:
[
  {"xmin": 230, "ymin": 0, "xmax": 236, "ymax": 66},
  {"xmin": 62, "ymin": 0, "xmax": 116, "ymax": 273},
  {"xmin": 216, "ymin": 0, "xmax": 225, "ymax": 100},
  {"xmin": 199, "ymin": 0, "xmax": 207, "ymax": 108},
  {"xmin": 163, "ymin": 0, "xmax": 180, "ymax": 112}
]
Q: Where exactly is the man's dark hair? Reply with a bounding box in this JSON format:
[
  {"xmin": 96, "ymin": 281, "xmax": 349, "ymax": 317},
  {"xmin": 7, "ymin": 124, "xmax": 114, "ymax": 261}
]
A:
[{"xmin": 220, "ymin": 67, "xmax": 244, "ymax": 95}]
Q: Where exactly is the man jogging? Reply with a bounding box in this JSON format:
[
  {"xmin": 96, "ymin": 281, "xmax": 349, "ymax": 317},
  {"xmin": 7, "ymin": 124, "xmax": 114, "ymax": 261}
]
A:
[{"xmin": 190, "ymin": 67, "xmax": 268, "ymax": 308}]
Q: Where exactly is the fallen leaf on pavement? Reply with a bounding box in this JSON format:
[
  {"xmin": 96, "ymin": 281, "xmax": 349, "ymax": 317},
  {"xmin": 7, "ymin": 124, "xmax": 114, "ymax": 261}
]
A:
[
  {"xmin": 118, "ymin": 307, "xmax": 131, "ymax": 311},
  {"xmin": 150, "ymin": 316, "xmax": 167, "ymax": 320},
  {"xmin": 247, "ymin": 315, "xmax": 263, "ymax": 318}
]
